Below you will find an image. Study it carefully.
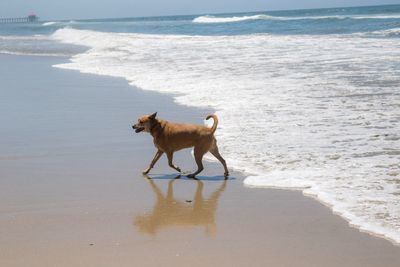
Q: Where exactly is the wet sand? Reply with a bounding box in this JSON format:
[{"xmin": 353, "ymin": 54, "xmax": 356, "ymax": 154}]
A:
[{"xmin": 1, "ymin": 54, "xmax": 400, "ymax": 266}]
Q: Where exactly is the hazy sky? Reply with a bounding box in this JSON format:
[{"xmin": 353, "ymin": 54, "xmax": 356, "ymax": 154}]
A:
[{"xmin": 1, "ymin": 0, "xmax": 399, "ymax": 20}]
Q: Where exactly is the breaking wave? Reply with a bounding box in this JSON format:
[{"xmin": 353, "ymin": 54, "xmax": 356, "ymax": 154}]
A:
[
  {"xmin": 193, "ymin": 14, "xmax": 277, "ymax": 23},
  {"xmin": 42, "ymin": 21, "xmax": 58, "ymax": 26},
  {"xmin": 193, "ymin": 13, "xmax": 400, "ymax": 23}
]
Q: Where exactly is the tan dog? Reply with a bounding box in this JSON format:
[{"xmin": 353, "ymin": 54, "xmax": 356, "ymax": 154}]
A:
[{"xmin": 132, "ymin": 112, "xmax": 229, "ymax": 178}]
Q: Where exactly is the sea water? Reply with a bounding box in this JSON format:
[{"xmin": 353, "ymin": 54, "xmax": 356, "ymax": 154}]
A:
[{"xmin": 1, "ymin": 4, "xmax": 400, "ymax": 243}]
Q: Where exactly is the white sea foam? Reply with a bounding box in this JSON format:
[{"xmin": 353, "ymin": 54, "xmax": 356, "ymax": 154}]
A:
[
  {"xmin": 193, "ymin": 14, "xmax": 277, "ymax": 23},
  {"xmin": 192, "ymin": 14, "xmax": 400, "ymax": 23},
  {"xmin": 352, "ymin": 14, "xmax": 400, "ymax": 19},
  {"xmin": 42, "ymin": 21, "xmax": 58, "ymax": 26},
  {"xmin": 0, "ymin": 34, "xmax": 85, "ymax": 57},
  {"xmin": 0, "ymin": 35, "xmax": 48, "ymax": 41},
  {"xmin": 0, "ymin": 50, "xmax": 69, "ymax": 57},
  {"xmin": 363, "ymin": 27, "xmax": 400, "ymax": 37},
  {"xmin": 51, "ymin": 28, "xmax": 400, "ymax": 244}
]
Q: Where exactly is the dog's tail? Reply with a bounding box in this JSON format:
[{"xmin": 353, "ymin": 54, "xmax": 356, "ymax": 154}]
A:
[{"xmin": 206, "ymin": 114, "xmax": 218, "ymax": 134}]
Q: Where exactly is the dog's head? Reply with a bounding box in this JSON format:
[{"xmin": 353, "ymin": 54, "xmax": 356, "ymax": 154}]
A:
[{"xmin": 132, "ymin": 112, "xmax": 157, "ymax": 133}]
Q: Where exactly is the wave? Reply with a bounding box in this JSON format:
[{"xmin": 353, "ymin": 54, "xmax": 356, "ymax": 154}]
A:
[
  {"xmin": 0, "ymin": 49, "xmax": 70, "ymax": 57},
  {"xmin": 51, "ymin": 28, "xmax": 400, "ymax": 245},
  {"xmin": 363, "ymin": 27, "xmax": 400, "ymax": 37},
  {"xmin": 193, "ymin": 14, "xmax": 277, "ymax": 23},
  {"xmin": 193, "ymin": 13, "xmax": 400, "ymax": 23},
  {"xmin": 0, "ymin": 33, "xmax": 84, "ymax": 57},
  {"xmin": 0, "ymin": 35, "xmax": 48, "ymax": 41},
  {"xmin": 42, "ymin": 21, "xmax": 58, "ymax": 26},
  {"xmin": 42, "ymin": 21, "xmax": 80, "ymax": 27}
]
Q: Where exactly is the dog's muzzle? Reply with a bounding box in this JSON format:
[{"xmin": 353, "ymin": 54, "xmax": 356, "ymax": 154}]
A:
[{"xmin": 132, "ymin": 125, "xmax": 145, "ymax": 133}]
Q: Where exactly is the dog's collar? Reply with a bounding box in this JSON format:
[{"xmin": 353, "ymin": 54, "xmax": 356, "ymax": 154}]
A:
[{"xmin": 150, "ymin": 122, "xmax": 161, "ymax": 137}]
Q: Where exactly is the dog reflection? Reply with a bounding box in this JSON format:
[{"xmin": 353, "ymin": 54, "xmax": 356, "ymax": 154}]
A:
[{"xmin": 134, "ymin": 176, "xmax": 227, "ymax": 236}]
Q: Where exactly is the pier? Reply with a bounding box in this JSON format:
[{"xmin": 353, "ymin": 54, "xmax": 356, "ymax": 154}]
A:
[{"xmin": 0, "ymin": 14, "xmax": 39, "ymax": 24}]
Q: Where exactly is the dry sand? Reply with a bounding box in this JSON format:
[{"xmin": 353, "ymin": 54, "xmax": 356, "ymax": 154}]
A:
[{"xmin": 1, "ymin": 54, "xmax": 400, "ymax": 266}]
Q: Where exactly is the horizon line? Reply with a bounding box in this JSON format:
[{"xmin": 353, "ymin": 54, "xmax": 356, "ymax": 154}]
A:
[{"xmin": 18, "ymin": 3, "xmax": 400, "ymax": 21}]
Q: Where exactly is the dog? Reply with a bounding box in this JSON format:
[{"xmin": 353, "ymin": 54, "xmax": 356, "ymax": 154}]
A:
[{"xmin": 132, "ymin": 112, "xmax": 229, "ymax": 178}]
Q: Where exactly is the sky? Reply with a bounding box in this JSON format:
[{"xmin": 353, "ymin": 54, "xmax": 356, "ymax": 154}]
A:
[{"xmin": 0, "ymin": 0, "xmax": 399, "ymax": 20}]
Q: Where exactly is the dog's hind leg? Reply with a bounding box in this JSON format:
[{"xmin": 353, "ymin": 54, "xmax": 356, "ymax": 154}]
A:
[
  {"xmin": 143, "ymin": 149, "xmax": 164, "ymax": 174},
  {"xmin": 209, "ymin": 141, "xmax": 229, "ymax": 178},
  {"xmin": 187, "ymin": 147, "xmax": 205, "ymax": 178},
  {"xmin": 166, "ymin": 152, "xmax": 181, "ymax": 173}
]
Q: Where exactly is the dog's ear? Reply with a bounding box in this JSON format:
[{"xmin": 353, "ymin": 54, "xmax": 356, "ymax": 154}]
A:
[{"xmin": 149, "ymin": 112, "xmax": 157, "ymax": 120}]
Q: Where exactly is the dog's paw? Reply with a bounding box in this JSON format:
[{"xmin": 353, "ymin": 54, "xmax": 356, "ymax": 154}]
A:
[
  {"xmin": 187, "ymin": 173, "xmax": 196, "ymax": 178},
  {"xmin": 224, "ymin": 172, "xmax": 229, "ymax": 180},
  {"xmin": 176, "ymin": 167, "xmax": 182, "ymax": 173}
]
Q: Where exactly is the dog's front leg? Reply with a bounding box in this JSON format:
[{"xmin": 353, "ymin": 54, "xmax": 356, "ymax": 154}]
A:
[{"xmin": 143, "ymin": 149, "xmax": 164, "ymax": 174}]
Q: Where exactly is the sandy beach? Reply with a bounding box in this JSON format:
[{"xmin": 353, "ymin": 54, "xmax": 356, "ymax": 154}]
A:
[{"xmin": 1, "ymin": 54, "xmax": 400, "ymax": 267}]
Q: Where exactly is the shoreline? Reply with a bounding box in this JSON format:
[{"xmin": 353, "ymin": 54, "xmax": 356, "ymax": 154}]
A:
[
  {"xmin": 53, "ymin": 46, "xmax": 400, "ymax": 247},
  {"xmin": 7, "ymin": 51, "xmax": 400, "ymax": 245},
  {"xmin": 1, "ymin": 53, "xmax": 400, "ymax": 266},
  {"xmin": 244, "ymin": 181, "xmax": 400, "ymax": 247},
  {"xmin": 51, "ymin": 26, "xmax": 400, "ymax": 246}
]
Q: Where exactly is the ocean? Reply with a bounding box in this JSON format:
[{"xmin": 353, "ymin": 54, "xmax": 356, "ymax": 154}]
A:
[{"xmin": 1, "ymin": 4, "xmax": 399, "ymax": 243}]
